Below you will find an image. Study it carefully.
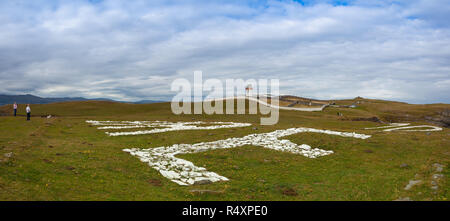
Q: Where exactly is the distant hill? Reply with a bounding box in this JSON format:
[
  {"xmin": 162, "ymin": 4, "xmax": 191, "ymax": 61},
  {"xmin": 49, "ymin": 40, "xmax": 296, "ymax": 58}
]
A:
[
  {"xmin": 133, "ymin": 100, "xmax": 166, "ymax": 104},
  {"xmin": 0, "ymin": 94, "xmax": 165, "ymax": 106}
]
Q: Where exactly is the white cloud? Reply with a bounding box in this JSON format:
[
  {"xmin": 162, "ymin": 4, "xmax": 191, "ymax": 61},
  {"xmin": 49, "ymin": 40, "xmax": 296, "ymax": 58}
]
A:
[{"xmin": 0, "ymin": 0, "xmax": 449, "ymax": 103}]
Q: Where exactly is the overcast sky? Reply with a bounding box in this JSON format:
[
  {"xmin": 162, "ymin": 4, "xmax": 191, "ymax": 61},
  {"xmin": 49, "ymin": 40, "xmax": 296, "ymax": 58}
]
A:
[{"xmin": 0, "ymin": 0, "xmax": 449, "ymax": 103}]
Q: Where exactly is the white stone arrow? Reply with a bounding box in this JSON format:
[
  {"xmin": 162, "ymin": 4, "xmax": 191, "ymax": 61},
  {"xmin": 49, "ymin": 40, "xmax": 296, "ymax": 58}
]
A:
[
  {"xmin": 86, "ymin": 120, "xmax": 251, "ymax": 136},
  {"xmin": 123, "ymin": 127, "xmax": 371, "ymax": 186}
]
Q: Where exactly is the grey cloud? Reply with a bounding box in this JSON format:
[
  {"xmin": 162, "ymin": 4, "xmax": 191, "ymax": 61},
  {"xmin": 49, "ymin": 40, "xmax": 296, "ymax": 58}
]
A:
[{"xmin": 0, "ymin": 0, "xmax": 449, "ymax": 103}]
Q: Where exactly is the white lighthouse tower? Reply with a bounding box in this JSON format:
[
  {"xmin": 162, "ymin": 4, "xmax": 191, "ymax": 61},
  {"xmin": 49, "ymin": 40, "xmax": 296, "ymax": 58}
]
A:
[{"xmin": 245, "ymin": 84, "xmax": 253, "ymax": 97}]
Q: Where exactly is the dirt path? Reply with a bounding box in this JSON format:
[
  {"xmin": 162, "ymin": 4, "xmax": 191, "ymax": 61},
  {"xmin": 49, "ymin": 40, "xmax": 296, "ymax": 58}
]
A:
[{"xmin": 204, "ymin": 96, "xmax": 328, "ymax": 112}]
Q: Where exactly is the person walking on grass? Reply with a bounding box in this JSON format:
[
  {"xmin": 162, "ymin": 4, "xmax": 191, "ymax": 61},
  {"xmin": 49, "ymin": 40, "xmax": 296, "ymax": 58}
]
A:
[
  {"xmin": 26, "ymin": 104, "xmax": 31, "ymax": 121},
  {"xmin": 13, "ymin": 102, "xmax": 17, "ymax": 116}
]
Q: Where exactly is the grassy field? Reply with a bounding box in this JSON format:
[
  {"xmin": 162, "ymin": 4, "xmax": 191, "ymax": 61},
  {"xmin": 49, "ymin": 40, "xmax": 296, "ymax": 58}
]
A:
[{"xmin": 0, "ymin": 99, "xmax": 448, "ymax": 201}]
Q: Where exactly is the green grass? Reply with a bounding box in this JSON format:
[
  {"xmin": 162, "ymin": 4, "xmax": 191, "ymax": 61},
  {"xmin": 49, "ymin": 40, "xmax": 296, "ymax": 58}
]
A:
[{"xmin": 0, "ymin": 100, "xmax": 448, "ymax": 201}]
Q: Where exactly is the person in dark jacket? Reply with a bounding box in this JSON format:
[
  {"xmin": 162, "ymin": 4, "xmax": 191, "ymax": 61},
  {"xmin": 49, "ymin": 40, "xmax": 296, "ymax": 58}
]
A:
[{"xmin": 13, "ymin": 102, "xmax": 17, "ymax": 116}]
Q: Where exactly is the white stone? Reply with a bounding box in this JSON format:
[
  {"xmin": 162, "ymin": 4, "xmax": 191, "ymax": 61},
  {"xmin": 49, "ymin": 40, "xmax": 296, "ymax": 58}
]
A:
[
  {"xmin": 365, "ymin": 123, "xmax": 442, "ymax": 132},
  {"xmin": 86, "ymin": 120, "xmax": 251, "ymax": 136},
  {"xmin": 123, "ymin": 126, "xmax": 370, "ymax": 186}
]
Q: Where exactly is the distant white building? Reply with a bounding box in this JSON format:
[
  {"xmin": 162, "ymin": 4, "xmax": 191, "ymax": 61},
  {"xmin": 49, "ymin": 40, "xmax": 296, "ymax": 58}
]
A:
[{"xmin": 245, "ymin": 84, "xmax": 253, "ymax": 97}]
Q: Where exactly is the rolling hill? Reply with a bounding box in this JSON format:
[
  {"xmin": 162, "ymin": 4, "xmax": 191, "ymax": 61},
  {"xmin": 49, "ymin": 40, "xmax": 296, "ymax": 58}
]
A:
[
  {"xmin": 0, "ymin": 97, "xmax": 448, "ymax": 201},
  {"xmin": 0, "ymin": 94, "xmax": 165, "ymax": 106}
]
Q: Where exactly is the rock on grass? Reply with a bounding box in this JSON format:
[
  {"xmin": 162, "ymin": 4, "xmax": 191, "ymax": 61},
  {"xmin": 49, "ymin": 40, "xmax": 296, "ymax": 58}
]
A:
[
  {"xmin": 282, "ymin": 187, "xmax": 298, "ymax": 196},
  {"xmin": 194, "ymin": 180, "xmax": 213, "ymax": 185},
  {"xmin": 404, "ymin": 180, "xmax": 422, "ymax": 190},
  {"xmin": 190, "ymin": 189, "xmax": 223, "ymax": 195},
  {"xmin": 148, "ymin": 179, "xmax": 162, "ymax": 186},
  {"xmin": 394, "ymin": 197, "xmax": 412, "ymax": 201},
  {"xmin": 400, "ymin": 163, "xmax": 410, "ymax": 168}
]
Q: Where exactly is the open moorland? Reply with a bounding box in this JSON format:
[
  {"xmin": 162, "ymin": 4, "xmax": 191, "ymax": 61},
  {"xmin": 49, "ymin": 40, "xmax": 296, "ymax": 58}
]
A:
[{"xmin": 0, "ymin": 98, "xmax": 448, "ymax": 200}]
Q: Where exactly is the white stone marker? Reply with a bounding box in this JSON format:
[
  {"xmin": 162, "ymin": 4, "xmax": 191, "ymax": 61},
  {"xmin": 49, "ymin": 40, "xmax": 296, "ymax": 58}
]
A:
[
  {"xmin": 365, "ymin": 123, "xmax": 442, "ymax": 132},
  {"xmin": 86, "ymin": 120, "xmax": 252, "ymax": 136},
  {"xmin": 123, "ymin": 127, "xmax": 371, "ymax": 186}
]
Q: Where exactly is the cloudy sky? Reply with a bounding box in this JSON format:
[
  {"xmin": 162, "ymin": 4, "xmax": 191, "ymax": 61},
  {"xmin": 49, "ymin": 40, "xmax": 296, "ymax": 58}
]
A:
[{"xmin": 0, "ymin": 0, "xmax": 449, "ymax": 103}]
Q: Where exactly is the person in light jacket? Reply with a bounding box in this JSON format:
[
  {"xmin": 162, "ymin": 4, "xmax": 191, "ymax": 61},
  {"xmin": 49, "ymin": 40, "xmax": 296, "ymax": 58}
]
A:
[
  {"xmin": 26, "ymin": 104, "xmax": 31, "ymax": 121},
  {"xmin": 13, "ymin": 102, "xmax": 17, "ymax": 116}
]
